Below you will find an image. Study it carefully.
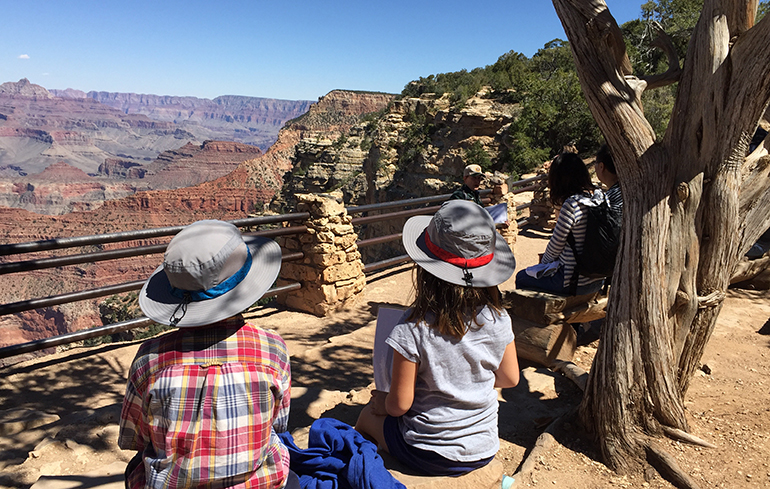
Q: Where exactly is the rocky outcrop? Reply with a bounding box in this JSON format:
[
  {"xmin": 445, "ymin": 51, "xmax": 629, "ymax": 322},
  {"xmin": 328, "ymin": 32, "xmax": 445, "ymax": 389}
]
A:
[
  {"xmin": 138, "ymin": 140, "xmax": 263, "ymax": 189},
  {"xmin": 98, "ymin": 159, "xmax": 146, "ymax": 179},
  {"xmin": 279, "ymin": 88, "xmax": 517, "ymax": 207},
  {"xmin": 276, "ymin": 88, "xmax": 519, "ymax": 261},
  {"xmin": 288, "ymin": 90, "xmax": 394, "ymax": 131},
  {"xmin": 0, "ymin": 78, "xmax": 52, "ymax": 99},
  {"xmin": 269, "ymin": 90, "xmax": 396, "ymax": 211}
]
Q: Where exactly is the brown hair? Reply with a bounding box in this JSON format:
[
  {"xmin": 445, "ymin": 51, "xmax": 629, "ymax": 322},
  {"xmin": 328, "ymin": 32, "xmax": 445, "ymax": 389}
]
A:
[
  {"xmin": 548, "ymin": 152, "xmax": 594, "ymax": 207},
  {"xmin": 406, "ymin": 265, "xmax": 503, "ymax": 340}
]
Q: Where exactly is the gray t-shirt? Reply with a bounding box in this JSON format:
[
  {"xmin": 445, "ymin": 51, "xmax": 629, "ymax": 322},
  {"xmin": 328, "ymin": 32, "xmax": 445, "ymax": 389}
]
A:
[{"xmin": 385, "ymin": 306, "xmax": 514, "ymax": 462}]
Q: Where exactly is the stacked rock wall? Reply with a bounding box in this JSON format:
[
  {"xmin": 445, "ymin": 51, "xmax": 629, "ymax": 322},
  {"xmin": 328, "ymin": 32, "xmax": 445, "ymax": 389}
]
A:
[{"xmin": 276, "ymin": 193, "xmax": 366, "ymax": 316}]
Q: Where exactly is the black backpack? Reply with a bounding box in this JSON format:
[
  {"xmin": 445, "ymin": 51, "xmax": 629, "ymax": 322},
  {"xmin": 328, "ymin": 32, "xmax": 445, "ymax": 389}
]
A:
[{"xmin": 566, "ymin": 198, "xmax": 622, "ymax": 293}]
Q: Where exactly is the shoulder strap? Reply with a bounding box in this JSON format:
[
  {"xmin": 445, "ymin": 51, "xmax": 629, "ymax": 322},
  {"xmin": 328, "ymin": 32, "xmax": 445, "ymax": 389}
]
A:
[{"xmin": 566, "ymin": 231, "xmax": 579, "ymax": 295}]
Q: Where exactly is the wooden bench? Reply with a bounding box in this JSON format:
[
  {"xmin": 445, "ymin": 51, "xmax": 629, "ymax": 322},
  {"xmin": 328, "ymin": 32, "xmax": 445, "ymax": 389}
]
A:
[{"xmin": 504, "ymin": 289, "xmax": 607, "ymax": 367}]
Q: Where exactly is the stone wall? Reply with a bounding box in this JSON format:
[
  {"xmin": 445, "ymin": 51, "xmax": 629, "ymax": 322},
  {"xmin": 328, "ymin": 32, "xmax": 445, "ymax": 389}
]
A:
[
  {"xmin": 276, "ymin": 192, "xmax": 366, "ymax": 316},
  {"xmin": 487, "ymin": 176, "xmax": 518, "ymax": 250}
]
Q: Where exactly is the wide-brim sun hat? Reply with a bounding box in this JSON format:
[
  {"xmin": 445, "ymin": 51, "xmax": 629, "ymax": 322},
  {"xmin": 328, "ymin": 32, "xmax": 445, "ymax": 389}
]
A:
[
  {"xmin": 402, "ymin": 200, "xmax": 515, "ymax": 287},
  {"xmin": 139, "ymin": 220, "xmax": 282, "ymax": 327}
]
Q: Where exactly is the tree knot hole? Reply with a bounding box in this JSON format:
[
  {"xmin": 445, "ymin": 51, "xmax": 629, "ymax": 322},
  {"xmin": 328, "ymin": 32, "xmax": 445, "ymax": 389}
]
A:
[
  {"xmin": 676, "ymin": 182, "xmax": 689, "ymax": 203},
  {"xmin": 674, "ymin": 290, "xmax": 690, "ymax": 310}
]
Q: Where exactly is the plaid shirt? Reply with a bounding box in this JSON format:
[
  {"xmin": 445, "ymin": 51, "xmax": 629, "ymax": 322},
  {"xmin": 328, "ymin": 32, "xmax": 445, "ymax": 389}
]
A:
[{"xmin": 119, "ymin": 317, "xmax": 291, "ymax": 489}]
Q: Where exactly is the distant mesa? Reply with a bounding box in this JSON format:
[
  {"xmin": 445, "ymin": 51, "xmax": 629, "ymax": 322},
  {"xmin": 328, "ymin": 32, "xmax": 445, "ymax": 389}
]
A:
[
  {"xmin": 34, "ymin": 161, "xmax": 93, "ymax": 182},
  {"xmin": 98, "ymin": 158, "xmax": 146, "ymax": 179},
  {"xmin": 0, "ymin": 78, "xmax": 52, "ymax": 99},
  {"xmin": 51, "ymin": 87, "xmax": 314, "ymax": 150}
]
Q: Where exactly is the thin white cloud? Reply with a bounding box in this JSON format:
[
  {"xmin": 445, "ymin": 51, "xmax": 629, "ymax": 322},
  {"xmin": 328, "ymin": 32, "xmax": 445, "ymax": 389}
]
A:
[{"xmin": 18, "ymin": 54, "xmax": 30, "ymax": 59}]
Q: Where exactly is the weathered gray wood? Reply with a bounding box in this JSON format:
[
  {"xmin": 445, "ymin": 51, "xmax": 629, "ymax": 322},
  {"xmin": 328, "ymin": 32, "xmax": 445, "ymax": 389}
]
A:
[
  {"xmin": 552, "ymin": 360, "xmax": 588, "ymax": 392},
  {"xmin": 505, "ymin": 289, "xmax": 599, "ymax": 324},
  {"xmin": 511, "ymin": 316, "xmax": 576, "ymax": 367},
  {"xmin": 551, "ymin": 0, "xmax": 770, "ymax": 478},
  {"xmin": 730, "ymin": 255, "xmax": 770, "ymax": 284},
  {"xmin": 661, "ymin": 426, "xmax": 717, "ymax": 449},
  {"xmin": 546, "ymin": 295, "xmax": 607, "ymax": 324}
]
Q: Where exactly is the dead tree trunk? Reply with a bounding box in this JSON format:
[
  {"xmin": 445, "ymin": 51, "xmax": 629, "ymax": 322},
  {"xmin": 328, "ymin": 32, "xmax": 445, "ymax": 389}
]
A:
[{"xmin": 552, "ymin": 0, "xmax": 770, "ymax": 476}]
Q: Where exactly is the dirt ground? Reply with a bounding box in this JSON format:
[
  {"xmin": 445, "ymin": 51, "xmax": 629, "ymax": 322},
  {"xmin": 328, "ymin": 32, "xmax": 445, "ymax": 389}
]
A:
[{"xmin": 0, "ymin": 228, "xmax": 769, "ymax": 489}]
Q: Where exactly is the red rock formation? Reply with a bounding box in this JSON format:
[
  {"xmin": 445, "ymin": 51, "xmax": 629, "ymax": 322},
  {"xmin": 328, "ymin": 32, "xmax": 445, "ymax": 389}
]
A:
[
  {"xmin": 141, "ymin": 140, "xmax": 262, "ymax": 189},
  {"xmin": 98, "ymin": 159, "xmax": 146, "ymax": 179},
  {"xmin": 34, "ymin": 161, "xmax": 93, "ymax": 181},
  {"xmin": 0, "ymin": 89, "xmax": 395, "ymax": 361}
]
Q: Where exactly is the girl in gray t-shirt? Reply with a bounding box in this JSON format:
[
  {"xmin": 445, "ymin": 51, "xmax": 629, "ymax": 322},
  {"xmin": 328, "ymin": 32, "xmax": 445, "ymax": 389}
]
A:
[{"xmin": 355, "ymin": 200, "xmax": 520, "ymax": 476}]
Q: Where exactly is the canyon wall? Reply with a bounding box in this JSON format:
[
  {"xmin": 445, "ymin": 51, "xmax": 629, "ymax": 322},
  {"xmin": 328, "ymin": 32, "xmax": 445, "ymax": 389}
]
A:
[
  {"xmin": 0, "ymin": 78, "xmax": 312, "ymax": 180},
  {"xmin": 52, "ymin": 89, "xmax": 314, "ymax": 150},
  {"xmin": 0, "ymin": 89, "xmax": 395, "ymax": 363}
]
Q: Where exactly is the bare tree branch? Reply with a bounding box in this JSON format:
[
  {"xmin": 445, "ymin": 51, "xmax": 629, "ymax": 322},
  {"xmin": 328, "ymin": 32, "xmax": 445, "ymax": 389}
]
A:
[
  {"xmin": 639, "ymin": 22, "xmax": 682, "ymax": 90},
  {"xmin": 725, "ymin": 0, "xmax": 759, "ymax": 35},
  {"xmin": 552, "ymin": 0, "xmax": 655, "ymax": 165}
]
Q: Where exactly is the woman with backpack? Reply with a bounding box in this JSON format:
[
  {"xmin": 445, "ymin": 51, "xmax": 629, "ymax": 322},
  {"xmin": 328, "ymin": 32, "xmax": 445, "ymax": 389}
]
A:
[
  {"xmin": 516, "ymin": 152, "xmax": 612, "ymax": 296},
  {"xmin": 355, "ymin": 199, "xmax": 520, "ymax": 476}
]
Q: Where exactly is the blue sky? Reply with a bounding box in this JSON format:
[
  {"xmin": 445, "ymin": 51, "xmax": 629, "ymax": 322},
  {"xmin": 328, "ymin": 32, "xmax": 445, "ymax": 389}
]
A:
[{"xmin": 1, "ymin": 1, "xmax": 642, "ymax": 102}]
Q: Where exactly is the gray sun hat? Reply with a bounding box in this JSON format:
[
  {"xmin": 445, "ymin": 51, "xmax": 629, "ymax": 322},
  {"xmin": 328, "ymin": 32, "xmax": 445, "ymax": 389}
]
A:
[
  {"xmin": 402, "ymin": 200, "xmax": 515, "ymax": 287},
  {"xmin": 139, "ymin": 220, "xmax": 282, "ymax": 327}
]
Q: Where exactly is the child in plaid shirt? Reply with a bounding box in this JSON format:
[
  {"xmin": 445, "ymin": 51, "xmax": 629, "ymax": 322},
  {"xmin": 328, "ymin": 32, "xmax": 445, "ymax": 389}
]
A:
[{"xmin": 118, "ymin": 220, "xmax": 299, "ymax": 489}]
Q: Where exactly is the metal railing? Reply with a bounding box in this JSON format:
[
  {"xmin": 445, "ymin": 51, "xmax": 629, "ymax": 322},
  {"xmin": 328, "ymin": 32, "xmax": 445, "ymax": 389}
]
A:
[{"xmin": 0, "ymin": 174, "xmax": 545, "ymax": 360}]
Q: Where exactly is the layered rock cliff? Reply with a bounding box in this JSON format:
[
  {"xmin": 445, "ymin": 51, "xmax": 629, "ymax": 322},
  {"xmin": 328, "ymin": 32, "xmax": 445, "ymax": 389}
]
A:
[
  {"xmin": 51, "ymin": 89, "xmax": 314, "ymax": 150},
  {"xmin": 0, "ymin": 140, "xmax": 265, "ymax": 215},
  {"xmin": 0, "ymin": 78, "xmax": 312, "ymax": 180},
  {"xmin": 278, "ymin": 88, "xmax": 517, "ymax": 207},
  {"xmin": 0, "ymin": 90, "xmax": 394, "ymax": 360},
  {"xmin": 275, "ymin": 88, "xmax": 519, "ymax": 262}
]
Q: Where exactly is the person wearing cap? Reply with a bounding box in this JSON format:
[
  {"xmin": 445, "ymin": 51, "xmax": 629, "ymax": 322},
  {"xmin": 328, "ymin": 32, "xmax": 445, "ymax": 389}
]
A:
[
  {"xmin": 355, "ymin": 200, "xmax": 520, "ymax": 476},
  {"xmin": 450, "ymin": 164, "xmax": 485, "ymax": 205},
  {"xmin": 118, "ymin": 220, "xmax": 299, "ymax": 489}
]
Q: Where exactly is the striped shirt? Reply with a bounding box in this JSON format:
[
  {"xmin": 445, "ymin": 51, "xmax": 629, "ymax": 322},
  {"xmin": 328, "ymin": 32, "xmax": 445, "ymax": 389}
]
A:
[
  {"xmin": 118, "ymin": 317, "xmax": 291, "ymax": 489},
  {"xmin": 605, "ymin": 182, "xmax": 623, "ymax": 214},
  {"xmin": 542, "ymin": 189, "xmax": 607, "ymax": 288}
]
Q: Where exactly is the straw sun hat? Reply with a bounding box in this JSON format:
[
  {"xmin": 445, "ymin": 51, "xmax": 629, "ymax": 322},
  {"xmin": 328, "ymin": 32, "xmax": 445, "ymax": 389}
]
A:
[
  {"xmin": 139, "ymin": 220, "xmax": 282, "ymax": 327},
  {"xmin": 402, "ymin": 200, "xmax": 515, "ymax": 287}
]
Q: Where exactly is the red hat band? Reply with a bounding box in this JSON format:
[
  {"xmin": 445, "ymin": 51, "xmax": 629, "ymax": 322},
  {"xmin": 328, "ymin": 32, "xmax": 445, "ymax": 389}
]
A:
[{"xmin": 423, "ymin": 229, "xmax": 494, "ymax": 268}]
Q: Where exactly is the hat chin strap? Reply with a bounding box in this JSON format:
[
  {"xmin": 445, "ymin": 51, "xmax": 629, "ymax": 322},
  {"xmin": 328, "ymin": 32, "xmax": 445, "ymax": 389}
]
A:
[
  {"xmin": 423, "ymin": 230, "xmax": 494, "ymax": 268},
  {"xmin": 169, "ymin": 296, "xmax": 190, "ymax": 327},
  {"xmin": 462, "ymin": 269, "xmax": 474, "ymax": 286},
  {"xmin": 169, "ymin": 248, "xmax": 253, "ymax": 302}
]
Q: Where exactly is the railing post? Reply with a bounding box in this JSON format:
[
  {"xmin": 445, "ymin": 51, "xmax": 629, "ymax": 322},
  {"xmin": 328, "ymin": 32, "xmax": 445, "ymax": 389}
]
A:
[{"xmin": 276, "ymin": 192, "xmax": 366, "ymax": 316}]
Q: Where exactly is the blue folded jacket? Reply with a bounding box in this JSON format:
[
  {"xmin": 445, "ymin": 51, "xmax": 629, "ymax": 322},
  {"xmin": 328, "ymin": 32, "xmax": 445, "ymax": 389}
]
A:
[{"xmin": 278, "ymin": 418, "xmax": 406, "ymax": 489}]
